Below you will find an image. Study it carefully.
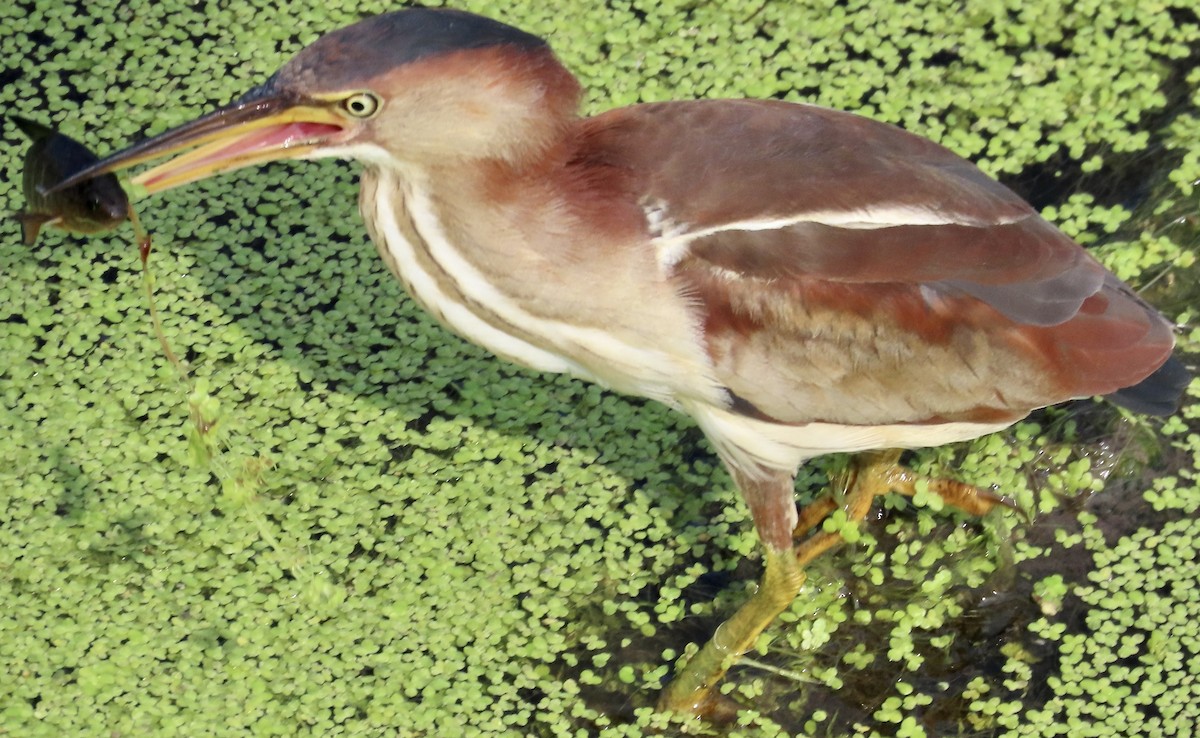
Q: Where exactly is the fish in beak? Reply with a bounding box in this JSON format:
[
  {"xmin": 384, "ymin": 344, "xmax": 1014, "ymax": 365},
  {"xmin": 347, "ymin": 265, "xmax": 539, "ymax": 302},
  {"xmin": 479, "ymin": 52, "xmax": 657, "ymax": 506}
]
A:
[
  {"xmin": 47, "ymin": 86, "xmax": 352, "ymax": 198},
  {"xmin": 9, "ymin": 115, "xmax": 130, "ymax": 245}
]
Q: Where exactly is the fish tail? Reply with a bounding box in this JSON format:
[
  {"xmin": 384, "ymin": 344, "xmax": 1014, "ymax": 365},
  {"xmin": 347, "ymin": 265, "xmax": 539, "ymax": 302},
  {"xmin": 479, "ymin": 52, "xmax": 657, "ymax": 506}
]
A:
[{"xmin": 13, "ymin": 212, "xmax": 52, "ymax": 245}]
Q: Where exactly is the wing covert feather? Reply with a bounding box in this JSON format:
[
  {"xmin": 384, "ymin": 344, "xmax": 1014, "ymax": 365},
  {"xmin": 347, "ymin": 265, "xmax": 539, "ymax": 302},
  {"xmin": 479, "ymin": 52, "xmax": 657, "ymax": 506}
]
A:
[{"xmin": 577, "ymin": 100, "xmax": 1177, "ymax": 423}]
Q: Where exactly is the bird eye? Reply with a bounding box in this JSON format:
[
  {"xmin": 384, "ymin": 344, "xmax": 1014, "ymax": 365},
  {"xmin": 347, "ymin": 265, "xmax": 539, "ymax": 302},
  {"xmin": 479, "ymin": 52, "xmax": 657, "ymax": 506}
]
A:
[{"xmin": 342, "ymin": 92, "xmax": 381, "ymax": 118}]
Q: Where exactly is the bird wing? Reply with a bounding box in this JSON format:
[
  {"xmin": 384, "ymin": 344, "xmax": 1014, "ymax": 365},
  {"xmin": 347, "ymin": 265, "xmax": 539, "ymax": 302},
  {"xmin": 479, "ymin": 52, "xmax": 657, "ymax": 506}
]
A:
[{"xmin": 579, "ymin": 100, "xmax": 1175, "ymax": 425}]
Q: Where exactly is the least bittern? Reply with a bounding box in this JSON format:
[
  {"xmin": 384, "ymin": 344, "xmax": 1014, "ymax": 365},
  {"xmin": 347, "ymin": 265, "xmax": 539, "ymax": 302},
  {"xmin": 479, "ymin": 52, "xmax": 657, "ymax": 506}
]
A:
[{"xmin": 53, "ymin": 8, "xmax": 1186, "ymax": 721}]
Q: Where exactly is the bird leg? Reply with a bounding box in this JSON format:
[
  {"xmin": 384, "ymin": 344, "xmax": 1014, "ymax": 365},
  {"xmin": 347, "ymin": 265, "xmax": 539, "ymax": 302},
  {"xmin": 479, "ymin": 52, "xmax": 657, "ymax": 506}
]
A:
[
  {"xmin": 660, "ymin": 449, "xmax": 1011, "ymax": 722},
  {"xmin": 790, "ymin": 450, "xmax": 889, "ymax": 567},
  {"xmin": 658, "ymin": 466, "xmax": 806, "ymax": 722},
  {"xmin": 658, "ymin": 456, "xmax": 891, "ymax": 721},
  {"xmin": 658, "ymin": 540, "xmax": 806, "ymax": 723},
  {"xmin": 793, "ymin": 450, "xmax": 1012, "ymax": 540}
]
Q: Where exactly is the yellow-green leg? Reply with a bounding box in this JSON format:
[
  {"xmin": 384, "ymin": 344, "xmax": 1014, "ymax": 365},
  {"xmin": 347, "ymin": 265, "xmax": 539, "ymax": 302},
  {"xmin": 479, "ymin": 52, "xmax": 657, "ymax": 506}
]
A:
[
  {"xmin": 659, "ymin": 454, "xmax": 882, "ymax": 720},
  {"xmin": 657, "ymin": 542, "xmax": 806, "ymax": 722},
  {"xmin": 659, "ymin": 448, "xmax": 1009, "ymax": 722}
]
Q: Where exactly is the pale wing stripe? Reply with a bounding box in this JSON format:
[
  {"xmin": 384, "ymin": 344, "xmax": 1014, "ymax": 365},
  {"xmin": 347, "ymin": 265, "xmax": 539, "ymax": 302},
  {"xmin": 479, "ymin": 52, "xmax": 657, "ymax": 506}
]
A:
[
  {"xmin": 652, "ymin": 205, "xmax": 1030, "ymax": 270},
  {"xmin": 805, "ymin": 206, "xmax": 1028, "ymax": 229}
]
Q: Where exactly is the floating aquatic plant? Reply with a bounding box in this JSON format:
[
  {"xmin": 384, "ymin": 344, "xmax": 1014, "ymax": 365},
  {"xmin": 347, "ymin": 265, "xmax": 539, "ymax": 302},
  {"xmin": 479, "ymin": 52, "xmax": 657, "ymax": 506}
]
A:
[{"xmin": 2, "ymin": 0, "xmax": 1197, "ymax": 736}]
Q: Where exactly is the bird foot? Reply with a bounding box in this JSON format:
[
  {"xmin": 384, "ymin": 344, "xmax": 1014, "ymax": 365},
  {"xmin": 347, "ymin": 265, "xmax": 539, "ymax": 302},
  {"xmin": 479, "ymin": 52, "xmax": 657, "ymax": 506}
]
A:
[
  {"xmin": 655, "ymin": 687, "xmax": 744, "ymax": 728},
  {"xmin": 794, "ymin": 450, "xmax": 1015, "ymax": 540},
  {"xmin": 882, "ymin": 463, "xmax": 1017, "ymax": 518}
]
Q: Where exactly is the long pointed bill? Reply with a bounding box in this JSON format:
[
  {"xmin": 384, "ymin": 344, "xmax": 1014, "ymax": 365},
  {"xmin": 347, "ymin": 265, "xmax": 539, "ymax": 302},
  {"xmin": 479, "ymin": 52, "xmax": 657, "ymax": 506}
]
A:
[{"xmin": 47, "ymin": 90, "xmax": 352, "ymax": 196}]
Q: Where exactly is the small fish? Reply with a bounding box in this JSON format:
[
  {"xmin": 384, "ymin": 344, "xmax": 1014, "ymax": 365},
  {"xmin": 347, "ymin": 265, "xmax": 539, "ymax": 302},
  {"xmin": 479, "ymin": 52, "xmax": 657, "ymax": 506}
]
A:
[
  {"xmin": 8, "ymin": 115, "xmax": 129, "ymax": 245},
  {"xmin": 7, "ymin": 117, "xmax": 181, "ymax": 373}
]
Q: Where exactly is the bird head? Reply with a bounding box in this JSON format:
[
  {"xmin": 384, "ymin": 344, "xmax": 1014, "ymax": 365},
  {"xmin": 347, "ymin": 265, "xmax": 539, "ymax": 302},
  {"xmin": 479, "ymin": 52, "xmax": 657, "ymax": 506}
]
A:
[{"xmin": 49, "ymin": 8, "xmax": 581, "ymax": 196}]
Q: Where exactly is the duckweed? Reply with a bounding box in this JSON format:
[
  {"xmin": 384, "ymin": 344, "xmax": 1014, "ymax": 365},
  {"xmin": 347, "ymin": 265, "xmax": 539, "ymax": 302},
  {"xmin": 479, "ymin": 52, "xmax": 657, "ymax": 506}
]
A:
[{"xmin": 3, "ymin": 0, "xmax": 1197, "ymax": 736}]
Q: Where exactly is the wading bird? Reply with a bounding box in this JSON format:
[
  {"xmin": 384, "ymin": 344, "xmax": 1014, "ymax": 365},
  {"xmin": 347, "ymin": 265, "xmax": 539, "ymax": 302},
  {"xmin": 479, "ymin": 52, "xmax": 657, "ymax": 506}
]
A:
[{"xmin": 54, "ymin": 7, "xmax": 1186, "ymax": 721}]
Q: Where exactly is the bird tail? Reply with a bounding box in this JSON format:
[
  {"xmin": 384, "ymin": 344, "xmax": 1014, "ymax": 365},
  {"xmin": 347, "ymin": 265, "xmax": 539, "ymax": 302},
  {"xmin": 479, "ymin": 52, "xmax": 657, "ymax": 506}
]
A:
[{"xmin": 1105, "ymin": 354, "xmax": 1190, "ymax": 416}]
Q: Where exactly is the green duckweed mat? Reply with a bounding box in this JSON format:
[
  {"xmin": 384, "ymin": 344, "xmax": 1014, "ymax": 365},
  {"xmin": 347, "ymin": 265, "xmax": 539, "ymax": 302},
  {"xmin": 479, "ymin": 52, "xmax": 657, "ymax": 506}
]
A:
[{"xmin": 2, "ymin": 1, "xmax": 1198, "ymax": 736}]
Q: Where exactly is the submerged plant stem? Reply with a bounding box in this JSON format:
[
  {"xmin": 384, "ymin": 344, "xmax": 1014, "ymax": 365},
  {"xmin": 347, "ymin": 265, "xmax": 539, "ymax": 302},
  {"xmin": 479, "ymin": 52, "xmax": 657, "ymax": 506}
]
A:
[{"xmin": 128, "ymin": 205, "xmax": 188, "ymax": 379}]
